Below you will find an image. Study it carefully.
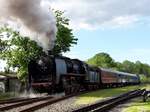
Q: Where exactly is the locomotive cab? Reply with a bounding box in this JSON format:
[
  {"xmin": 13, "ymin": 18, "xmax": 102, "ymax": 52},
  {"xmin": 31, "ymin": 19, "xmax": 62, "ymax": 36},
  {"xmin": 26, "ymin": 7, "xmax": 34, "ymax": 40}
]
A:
[{"xmin": 71, "ymin": 59, "xmax": 86, "ymax": 74}]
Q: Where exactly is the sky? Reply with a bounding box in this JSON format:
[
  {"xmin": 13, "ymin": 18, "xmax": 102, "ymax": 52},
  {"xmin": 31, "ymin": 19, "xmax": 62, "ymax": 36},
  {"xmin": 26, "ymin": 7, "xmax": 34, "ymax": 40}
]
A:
[
  {"xmin": 48, "ymin": 0, "xmax": 150, "ymax": 64},
  {"xmin": 1, "ymin": 0, "xmax": 150, "ymax": 71}
]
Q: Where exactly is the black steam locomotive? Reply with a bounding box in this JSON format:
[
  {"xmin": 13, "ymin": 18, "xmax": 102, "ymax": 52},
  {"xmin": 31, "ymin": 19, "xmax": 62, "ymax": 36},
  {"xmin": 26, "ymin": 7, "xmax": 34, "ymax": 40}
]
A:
[{"xmin": 28, "ymin": 54, "xmax": 140, "ymax": 94}]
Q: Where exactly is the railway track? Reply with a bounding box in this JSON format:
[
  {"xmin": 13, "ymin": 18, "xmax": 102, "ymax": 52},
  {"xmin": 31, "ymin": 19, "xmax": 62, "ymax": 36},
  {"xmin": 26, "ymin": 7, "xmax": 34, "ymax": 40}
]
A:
[
  {"xmin": 0, "ymin": 90, "xmax": 88, "ymax": 112},
  {"xmin": 0, "ymin": 97, "xmax": 48, "ymax": 104},
  {"xmin": 0, "ymin": 89, "xmax": 143, "ymax": 112},
  {"xmin": 72, "ymin": 89, "xmax": 144, "ymax": 112},
  {"xmin": 19, "ymin": 91, "xmax": 88, "ymax": 112},
  {"xmin": 0, "ymin": 95, "xmax": 53, "ymax": 111}
]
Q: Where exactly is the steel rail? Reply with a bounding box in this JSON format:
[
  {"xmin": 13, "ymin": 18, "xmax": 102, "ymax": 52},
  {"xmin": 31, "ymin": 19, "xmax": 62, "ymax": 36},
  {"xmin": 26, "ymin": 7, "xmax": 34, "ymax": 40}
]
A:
[
  {"xmin": 0, "ymin": 97, "xmax": 46, "ymax": 104},
  {"xmin": 72, "ymin": 89, "xmax": 143, "ymax": 112},
  {"xmin": 0, "ymin": 96, "xmax": 53, "ymax": 111},
  {"xmin": 19, "ymin": 90, "xmax": 89, "ymax": 112}
]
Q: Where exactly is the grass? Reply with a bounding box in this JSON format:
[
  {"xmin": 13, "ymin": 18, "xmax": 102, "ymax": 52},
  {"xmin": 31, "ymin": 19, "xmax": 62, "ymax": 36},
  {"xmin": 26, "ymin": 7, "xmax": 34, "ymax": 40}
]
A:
[
  {"xmin": 75, "ymin": 84, "xmax": 150, "ymax": 105},
  {"xmin": 140, "ymin": 84, "xmax": 150, "ymax": 90},
  {"xmin": 122, "ymin": 84, "xmax": 150, "ymax": 112},
  {"xmin": 122, "ymin": 98, "xmax": 150, "ymax": 112}
]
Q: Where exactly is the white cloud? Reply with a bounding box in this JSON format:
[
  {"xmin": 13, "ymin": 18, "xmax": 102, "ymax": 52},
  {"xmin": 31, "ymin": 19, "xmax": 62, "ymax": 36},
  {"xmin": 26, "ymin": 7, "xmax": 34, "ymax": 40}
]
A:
[
  {"xmin": 102, "ymin": 15, "xmax": 139, "ymax": 28},
  {"xmin": 45, "ymin": 0, "xmax": 150, "ymax": 30}
]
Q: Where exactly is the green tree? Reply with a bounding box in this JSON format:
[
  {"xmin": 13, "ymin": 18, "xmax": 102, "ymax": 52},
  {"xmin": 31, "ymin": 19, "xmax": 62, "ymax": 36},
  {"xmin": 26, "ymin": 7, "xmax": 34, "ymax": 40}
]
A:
[
  {"xmin": 118, "ymin": 60, "xmax": 136, "ymax": 73},
  {"xmin": 87, "ymin": 53, "xmax": 116, "ymax": 68},
  {"xmin": 134, "ymin": 61, "xmax": 143, "ymax": 74},
  {"xmin": 115, "ymin": 62, "xmax": 123, "ymax": 71},
  {"xmin": 120, "ymin": 60, "xmax": 150, "ymax": 77},
  {"xmin": 52, "ymin": 10, "xmax": 78, "ymax": 54},
  {"xmin": 0, "ymin": 27, "xmax": 43, "ymax": 80},
  {"xmin": 87, "ymin": 52, "xmax": 150, "ymax": 80},
  {"xmin": 0, "ymin": 10, "xmax": 77, "ymax": 80},
  {"xmin": 139, "ymin": 63, "xmax": 150, "ymax": 77}
]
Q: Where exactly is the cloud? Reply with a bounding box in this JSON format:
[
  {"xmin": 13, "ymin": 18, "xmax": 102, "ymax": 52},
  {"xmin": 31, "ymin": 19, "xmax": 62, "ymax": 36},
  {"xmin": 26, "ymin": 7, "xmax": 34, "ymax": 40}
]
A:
[{"xmin": 46, "ymin": 0, "xmax": 150, "ymax": 30}]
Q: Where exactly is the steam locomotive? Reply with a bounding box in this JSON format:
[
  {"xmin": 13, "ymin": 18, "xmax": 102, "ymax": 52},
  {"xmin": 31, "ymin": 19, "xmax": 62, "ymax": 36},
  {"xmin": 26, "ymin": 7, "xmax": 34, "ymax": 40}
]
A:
[{"xmin": 28, "ymin": 54, "xmax": 140, "ymax": 94}]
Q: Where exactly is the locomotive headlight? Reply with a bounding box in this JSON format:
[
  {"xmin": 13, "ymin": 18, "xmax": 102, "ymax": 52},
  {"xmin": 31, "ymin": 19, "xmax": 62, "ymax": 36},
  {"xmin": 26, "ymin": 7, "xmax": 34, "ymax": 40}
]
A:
[
  {"xmin": 36, "ymin": 56, "xmax": 53, "ymax": 73},
  {"xmin": 38, "ymin": 59, "xmax": 48, "ymax": 71},
  {"xmin": 38, "ymin": 60, "xmax": 43, "ymax": 65}
]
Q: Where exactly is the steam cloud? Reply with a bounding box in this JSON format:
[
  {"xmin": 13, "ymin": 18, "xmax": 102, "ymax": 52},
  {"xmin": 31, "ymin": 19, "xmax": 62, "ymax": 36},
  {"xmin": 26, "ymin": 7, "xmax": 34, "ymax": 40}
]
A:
[{"xmin": 0, "ymin": 0, "xmax": 57, "ymax": 51}]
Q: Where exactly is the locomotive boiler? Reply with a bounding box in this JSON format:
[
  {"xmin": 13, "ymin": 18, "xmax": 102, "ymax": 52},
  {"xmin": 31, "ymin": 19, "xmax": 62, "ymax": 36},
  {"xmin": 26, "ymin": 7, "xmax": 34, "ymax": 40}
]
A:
[{"xmin": 28, "ymin": 55, "xmax": 87, "ymax": 93}]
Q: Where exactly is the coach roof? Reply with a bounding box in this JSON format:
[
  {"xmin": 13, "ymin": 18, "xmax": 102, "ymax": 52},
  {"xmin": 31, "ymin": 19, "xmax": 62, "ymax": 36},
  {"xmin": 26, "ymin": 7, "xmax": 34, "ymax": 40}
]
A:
[{"xmin": 100, "ymin": 68, "xmax": 137, "ymax": 77}]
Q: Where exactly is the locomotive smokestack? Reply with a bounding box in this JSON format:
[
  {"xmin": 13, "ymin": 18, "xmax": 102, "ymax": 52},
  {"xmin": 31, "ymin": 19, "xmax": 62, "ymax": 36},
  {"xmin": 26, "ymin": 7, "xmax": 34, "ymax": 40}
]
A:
[
  {"xmin": 48, "ymin": 50, "xmax": 52, "ymax": 55},
  {"xmin": 0, "ymin": 0, "xmax": 57, "ymax": 51}
]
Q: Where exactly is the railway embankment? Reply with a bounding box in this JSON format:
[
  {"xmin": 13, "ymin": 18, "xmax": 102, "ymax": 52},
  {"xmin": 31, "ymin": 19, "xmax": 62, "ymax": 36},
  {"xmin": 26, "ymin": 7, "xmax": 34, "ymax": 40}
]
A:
[
  {"xmin": 109, "ymin": 84, "xmax": 150, "ymax": 112},
  {"xmin": 75, "ymin": 84, "xmax": 149, "ymax": 105},
  {"xmin": 109, "ymin": 97, "xmax": 150, "ymax": 112},
  {"xmin": 0, "ymin": 84, "xmax": 149, "ymax": 112},
  {"xmin": 32, "ymin": 85, "xmax": 150, "ymax": 112}
]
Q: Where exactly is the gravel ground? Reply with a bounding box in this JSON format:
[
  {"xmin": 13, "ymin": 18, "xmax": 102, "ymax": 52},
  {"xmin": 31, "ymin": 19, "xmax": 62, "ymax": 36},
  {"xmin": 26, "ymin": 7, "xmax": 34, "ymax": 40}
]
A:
[
  {"xmin": 36, "ymin": 96, "xmax": 113, "ymax": 112},
  {"xmin": 36, "ymin": 96, "xmax": 89, "ymax": 112}
]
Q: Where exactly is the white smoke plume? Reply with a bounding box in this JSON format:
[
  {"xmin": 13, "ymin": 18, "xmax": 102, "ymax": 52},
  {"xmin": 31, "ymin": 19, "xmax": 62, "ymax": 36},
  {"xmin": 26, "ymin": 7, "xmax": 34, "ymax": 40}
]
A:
[{"xmin": 0, "ymin": 0, "xmax": 57, "ymax": 51}]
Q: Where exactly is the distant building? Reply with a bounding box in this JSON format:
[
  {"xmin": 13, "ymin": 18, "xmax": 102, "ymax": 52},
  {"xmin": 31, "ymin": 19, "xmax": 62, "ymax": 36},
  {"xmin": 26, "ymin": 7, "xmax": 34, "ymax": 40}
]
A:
[
  {"xmin": 0, "ymin": 75, "xmax": 22, "ymax": 93},
  {"xmin": 0, "ymin": 75, "xmax": 6, "ymax": 92}
]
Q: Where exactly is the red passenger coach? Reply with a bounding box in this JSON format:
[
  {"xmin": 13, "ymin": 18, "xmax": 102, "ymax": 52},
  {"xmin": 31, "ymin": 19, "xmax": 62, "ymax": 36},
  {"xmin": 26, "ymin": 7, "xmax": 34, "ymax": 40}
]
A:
[{"xmin": 100, "ymin": 68, "xmax": 118, "ymax": 86}]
